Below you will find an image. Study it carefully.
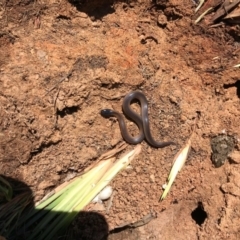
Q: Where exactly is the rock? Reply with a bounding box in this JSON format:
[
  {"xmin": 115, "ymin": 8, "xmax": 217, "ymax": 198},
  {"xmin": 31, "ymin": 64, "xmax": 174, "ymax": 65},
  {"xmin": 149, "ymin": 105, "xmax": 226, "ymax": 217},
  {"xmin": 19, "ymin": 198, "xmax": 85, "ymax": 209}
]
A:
[
  {"xmin": 221, "ymin": 182, "xmax": 240, "ymax": 197},
  {"xmin": 157, "ymin": 13, "xmax": 167, "ymax": 28},
  {"xmin": 228, "ymin": 151, "xmax": 240, "ymax": 164},
  {"xmin": 210, "ymin": 135, "xmax": 234, "ymax": 167}
]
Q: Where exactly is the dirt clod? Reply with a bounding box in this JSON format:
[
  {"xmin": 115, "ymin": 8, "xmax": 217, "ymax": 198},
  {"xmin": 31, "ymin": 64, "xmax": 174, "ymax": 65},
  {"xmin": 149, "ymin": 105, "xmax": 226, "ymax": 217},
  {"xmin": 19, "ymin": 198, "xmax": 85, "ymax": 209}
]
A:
[{"xmin": 211, "ymin": 135, "xmax": 235, "ymax": 168}]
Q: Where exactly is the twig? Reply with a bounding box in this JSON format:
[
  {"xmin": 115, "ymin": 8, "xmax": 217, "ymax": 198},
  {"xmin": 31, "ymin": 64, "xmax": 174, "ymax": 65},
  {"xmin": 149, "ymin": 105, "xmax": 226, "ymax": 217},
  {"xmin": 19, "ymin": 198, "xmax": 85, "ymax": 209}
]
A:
[
  {"xmin": 44, "ymin": 71, "xmax": 72, "ymax": 96},
  {"xmin": 53, "ymin": 88, "xmax": 60, "ymax": 111},
  {"xmin": 195, "ymin": 7, "xmax": 213, "ymax": 24},
  {"xmin": 209, "ymin": 22, "xmax": 225, "ymax": 28},
  {"xmin": 195, "ymin": 0, "xmax": 205, "ymax": 13}
]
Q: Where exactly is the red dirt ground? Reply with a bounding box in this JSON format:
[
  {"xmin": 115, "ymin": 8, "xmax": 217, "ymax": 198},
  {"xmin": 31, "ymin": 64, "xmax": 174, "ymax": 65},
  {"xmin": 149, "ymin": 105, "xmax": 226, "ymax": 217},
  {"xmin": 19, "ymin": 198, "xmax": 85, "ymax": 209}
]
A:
[{"xmin": 1, "ymin": 0, "xmax": 240, "ymax": 239}]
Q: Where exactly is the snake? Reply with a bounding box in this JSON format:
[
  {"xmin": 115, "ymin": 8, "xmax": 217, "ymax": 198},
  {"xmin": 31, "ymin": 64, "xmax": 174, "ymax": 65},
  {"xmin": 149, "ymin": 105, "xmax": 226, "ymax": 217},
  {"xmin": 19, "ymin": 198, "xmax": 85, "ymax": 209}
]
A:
[{"xmin": 100, "ymin": 91, "xmax": 174, "ymax": 148}]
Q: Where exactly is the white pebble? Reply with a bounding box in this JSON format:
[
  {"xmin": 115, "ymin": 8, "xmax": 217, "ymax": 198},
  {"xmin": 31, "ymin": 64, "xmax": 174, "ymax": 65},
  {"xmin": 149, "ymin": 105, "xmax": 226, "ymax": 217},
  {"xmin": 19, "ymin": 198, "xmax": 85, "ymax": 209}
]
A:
[
  {"xmin": 98, "ymin": 186, "xmax": 113, "ymax": 200},
  {"xmin": 92, "ymin": 186, "xmax": 113, "ymax": 203},
  {"xmin": 162, "ymin": 183, "xmax": 167, "ymax": 189},
  {"xmin": 92, "ymin": 195, "xmax": 100, "ymax": 203}
]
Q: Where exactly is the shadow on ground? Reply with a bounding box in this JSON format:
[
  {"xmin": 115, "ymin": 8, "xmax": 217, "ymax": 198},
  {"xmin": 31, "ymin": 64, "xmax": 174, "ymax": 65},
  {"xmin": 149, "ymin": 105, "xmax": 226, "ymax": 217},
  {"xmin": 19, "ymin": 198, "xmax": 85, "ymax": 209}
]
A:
[
  {"xmin": 69, "ymin": 0, "xmax": 115, "ymax": 19},
  {"xmin": 0, "ymin": 175, "xmax": 108, "ymax": 240}
]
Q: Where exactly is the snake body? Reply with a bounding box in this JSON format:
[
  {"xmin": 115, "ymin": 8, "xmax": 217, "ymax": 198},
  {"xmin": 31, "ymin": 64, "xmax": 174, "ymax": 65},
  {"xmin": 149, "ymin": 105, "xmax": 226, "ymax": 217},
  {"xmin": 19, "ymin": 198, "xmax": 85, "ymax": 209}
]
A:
[{"xmin": 101, "ymin": 91, "xmax": 174, "ymax": 148}]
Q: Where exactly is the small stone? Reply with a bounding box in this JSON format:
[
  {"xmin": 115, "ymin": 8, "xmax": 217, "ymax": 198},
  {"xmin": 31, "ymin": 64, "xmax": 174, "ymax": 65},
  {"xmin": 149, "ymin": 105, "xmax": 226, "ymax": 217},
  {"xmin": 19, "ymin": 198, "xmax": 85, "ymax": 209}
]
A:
[
  {"xmin": 56, "ymin": 100, "xmax": 65, "ymax": 111},
  {"xmin": 180, "ymin": 115, "xmax": 187, "ymax": 122},
  {"xmin": 78, "ymin": 12, "xmax": 88, "ymax": 18},
  {"xmin": 135, "ymin": 166, "xmax": 141, "ymax": 173},
  {"xmin": 228, "ymin": 151, "xmax": 240, "ymax": 164},
  {"xmin": 211, "ymin": 135, "xmax": 234, "ymax": 167},
  {"xmin": 98, "ymin": 186, "xmax": 113, "ymax": 201},
  {"xmin": 49, "ymin": 133, "xmax": 62, "ymax": 144},
  {"xmin": 64, "ymin": 172, "xmax": 77, "ymax": 181},
  {"xmin": 92, "ymin": 195, "xmax": 100, "ymax": 203},
  {"xmin": 56, "ymin": 165, "xmax": 62, "ymax": 173},
  {"xmin": 51, "ymin": 174, "xmax": 61, "ymax": 181},
  {"xmin": 162, "ymin": 183, "xmax": 167, "ymax": 189},
  {"xmin": 37, "ymin": 50, "xmax": 47, "ymax": 61},
  {"xmin": 169, "ymin": 95, "xmax": 178, "ymax": 104},
  {"xmin": 157, "ymin": 13, "xmax": 167, "ymax": 28},
  {"xmin": 150, "ymin": 174, "xmax": 155, "ymax": 183},
  {"xmin": 139, "ymin": 34, "xmax": 145, "ymax": 40}
]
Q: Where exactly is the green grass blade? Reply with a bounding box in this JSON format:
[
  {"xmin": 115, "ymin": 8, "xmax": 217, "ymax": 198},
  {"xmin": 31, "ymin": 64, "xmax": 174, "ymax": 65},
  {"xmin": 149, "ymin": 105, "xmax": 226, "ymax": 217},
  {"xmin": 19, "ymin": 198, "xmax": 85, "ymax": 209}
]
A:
[{"xmin": 28, "ymin": 159, "xmax": 113, "ymax": 240}]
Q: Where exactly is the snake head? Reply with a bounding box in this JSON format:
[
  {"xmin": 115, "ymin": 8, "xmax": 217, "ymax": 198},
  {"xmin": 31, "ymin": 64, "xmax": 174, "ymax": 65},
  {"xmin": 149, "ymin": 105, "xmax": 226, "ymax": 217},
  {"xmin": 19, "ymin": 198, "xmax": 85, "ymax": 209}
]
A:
[{"xmin": 100, "ymin": 109, "xmax": 114, "ymax": 118}]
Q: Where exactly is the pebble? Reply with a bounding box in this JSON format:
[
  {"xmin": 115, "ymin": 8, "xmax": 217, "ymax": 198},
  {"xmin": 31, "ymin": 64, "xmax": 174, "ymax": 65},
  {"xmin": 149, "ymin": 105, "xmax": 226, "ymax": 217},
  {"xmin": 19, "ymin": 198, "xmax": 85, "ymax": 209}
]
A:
[
  {"xmin": 92, "ymin": 186, "xmax": 113, "ymax": 203},
  {"xmin": 157, "ymin": 13, "xmax": 167, "ymax": 28},
  {"xmin": 228, "ymin": 151, "xmax": 240, "ymax": 164},
  {"xmin": 150, "ymin": 174, "xmax": 155, "ymax": 183}
]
